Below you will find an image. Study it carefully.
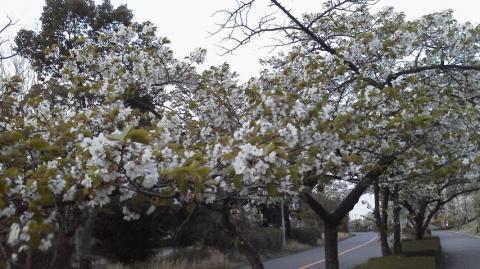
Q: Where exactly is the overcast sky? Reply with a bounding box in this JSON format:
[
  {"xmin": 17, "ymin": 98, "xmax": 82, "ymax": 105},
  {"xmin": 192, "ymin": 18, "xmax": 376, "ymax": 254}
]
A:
[{"xmin": 1, "ymin": 0, "xmax": 479, "ymax": 218}]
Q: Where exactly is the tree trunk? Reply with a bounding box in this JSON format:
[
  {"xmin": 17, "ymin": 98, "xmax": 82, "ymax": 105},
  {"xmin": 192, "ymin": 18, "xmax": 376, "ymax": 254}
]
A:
[
  {"xmin": 392, "ymin": 184, "xmax": 402, "ymax": 254},
  {"xmin": 75, "ymin": 209, "xmax": 96, "ymax": 269},
  {"xmin": 414, "ymin": 201, "xmax": 427, "ymax": 240},
  {"xmin": 462, "ymin": 195, "xmax": 470, "ymax": 224},
  {"xmin": 414, "ymin": 221, "xmax": 425, "ymax": 240},
  {"xmin": 221, "ymin": 208, "xmax": 264, "ymax": 269},
  {"xmin": 324, "ymin": 223, "xmax": 339, "ymax": 269},
  {"xmin": 374, "ymin": 179, "xmax": 390, "ymax": 256},
  {"xmin": 284, "ymin": 204, "xmax": 291, "ymax": 238},
  {"xmin": 239, "ymin": 237, "xmax": 264, "ymax": 269},
  {"xmin": 25, "ymin": 248, "xmax": 32, "ymax": 269},
  {"xmin": 381, "ymin": 186, "xmax": 391, "ymax": 255},
  {"xmin": 300, "ymin": 157, "xmax": 394, "ymax": 269}
]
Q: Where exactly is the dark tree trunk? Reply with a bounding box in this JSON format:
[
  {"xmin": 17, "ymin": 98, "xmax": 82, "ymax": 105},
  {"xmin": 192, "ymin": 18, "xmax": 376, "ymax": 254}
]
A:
[
  {"xmin": 414, "ymin": 221, "xmax": 425, "ymax": 240},
  {"xmin": 414, "ymin": 200, "xmax": 427, "ymax": 240},
  {"xmin": 381, "ymin": 186, "xmax": 391, "ymax": 255},
  {"xmin": 324, "ymin": 223, "xmax": 339, "ymax": 269},
  {"xmin": 284, "ymin": 204, "xmax": 291, "ymax": 238},
  {"xmin": 238, "ymin": 234, "xmax": 265, "ymax": 269},
  {"xmin": 374, "ymin": 179, "xmax": 390, "ymax": 256},
  {"xmin": 25, "ymin": 249, "xmax": 32, "ymax": 269},
  {"xmin": 300, "ymin": 156, "xmax": 395, "ymax": 269},
  {"xmin": 392, "ymin": 184, "xmax": 402, "ymax": 254},
  {"xmin": 420, "ymin": 203, "xmax": 442, "ymax": 240},
  {"xmin": 239, "ymin": 206, "xmax": 264, "ymax": 269},
  {"xmin": 75, "ymin": 209, "xmax": 96, "ymax": 269},
  {"xmin": 221, "ymin": 208, "xmax": 265, "ymax": 269}
]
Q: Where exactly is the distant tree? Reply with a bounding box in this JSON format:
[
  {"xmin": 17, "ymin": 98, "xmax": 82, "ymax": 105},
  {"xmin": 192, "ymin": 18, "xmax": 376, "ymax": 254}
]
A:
[
  {"xmin": 15, "ymin": 0, "xmax": 133, "ymax": 79},
  {"xmin": 401, "ymin": 173, "xmax": 480, "ymax": 240}
]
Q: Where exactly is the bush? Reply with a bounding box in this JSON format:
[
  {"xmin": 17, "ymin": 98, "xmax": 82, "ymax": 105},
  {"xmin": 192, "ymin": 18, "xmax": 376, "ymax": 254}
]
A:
[
  {"xmin": 353, "ymin": 255, "xmax": 436, "ymax": 269},
  {"xmin": 93, "ymin": 208, "xmax": 155, "ymax": 264},
  {"xmin": 249, "ymin": 227, "xmax": 284, "ymax": 252},
  {"xmin": 355, "ymin": 236, "xmax": 442, "ymax": 269},
  {"xmin": 402, "ymin": 236, "xmax": 441, "ymax": 265},
  {"xmin": 290, "ymin": 227, "xmax": 322, "ymax": 245}
]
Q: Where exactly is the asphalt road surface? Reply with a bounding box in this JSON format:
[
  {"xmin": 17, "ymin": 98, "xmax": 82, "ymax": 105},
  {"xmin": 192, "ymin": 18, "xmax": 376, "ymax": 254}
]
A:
[
  {"xmin": 238, "ymin": 232, "xmax": 380, "ymax": 269},
  {"xmin": 436, "ymin": 230, "xmax": 480, "ymax": 269}
]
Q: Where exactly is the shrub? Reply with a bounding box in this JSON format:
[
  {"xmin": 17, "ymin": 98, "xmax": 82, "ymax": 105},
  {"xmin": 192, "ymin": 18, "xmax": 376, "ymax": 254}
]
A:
[
  {"xmin": 290, "ymin": 227, "xmax": 322, "ymax": 245},
  {"xmin": 402, "ymin": 236, "xmax": 441, "ymax": 265},
  {"xmin": 93, "ymin": 208, "xmax": 155, "ymax": 264},
  {"xmin": 249, "ymin": 227, "xmax": 284, "ymax": 252},
  {"xmin": 353, "ymin": 255, "xmax": 436, "ymax": 269}
]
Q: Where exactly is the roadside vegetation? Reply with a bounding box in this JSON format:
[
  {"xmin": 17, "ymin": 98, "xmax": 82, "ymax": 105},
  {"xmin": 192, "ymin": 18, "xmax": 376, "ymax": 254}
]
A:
[
  {"xmin": 353, "ymin": 256, "xmax": 436, "ymax": 269},
  {"xmin": 354, "ymin": 236, "xmax": 442, "ymax": 269},
  {"xmin": 453, "ymin": 219, "xmax": 480, "ymax": 236},
  {"xmin": 101, "ymin": 230, "xmax": 350, "ymax": 269}
]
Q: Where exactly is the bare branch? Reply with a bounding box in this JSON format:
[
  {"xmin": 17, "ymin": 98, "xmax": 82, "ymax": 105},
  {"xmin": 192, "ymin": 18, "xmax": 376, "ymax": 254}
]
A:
[
  {"xmin": 0, "ymin": 17, "xmax": 17, "ymax": 61},
  {"xmin": 386, "ymin": 64, "xmax": 480, "ymax": 85}
]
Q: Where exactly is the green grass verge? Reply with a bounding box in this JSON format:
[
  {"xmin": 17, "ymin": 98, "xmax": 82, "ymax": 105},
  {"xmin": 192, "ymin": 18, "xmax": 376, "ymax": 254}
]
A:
[
  {"xmin": 352, "ymin": 255, "xmax": 436, "ymax": 269},
  {"xmin": 355, "ymin": 237, "xmax": 442, "ymax": 269},
  {"xmin": 401, "ymin": 236, "xmax": 441, "ymax": 265},
  {"xmin": 402, "ymin": 237, "xmax": 441, "ymax": 253},
  {"xmin": 455, "ymin": 219, "xmax": 479, "ymax": 235}
]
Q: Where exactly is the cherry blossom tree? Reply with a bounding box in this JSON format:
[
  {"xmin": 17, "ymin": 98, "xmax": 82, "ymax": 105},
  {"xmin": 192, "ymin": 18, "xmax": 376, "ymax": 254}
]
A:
[
  {"xmin": 2, "ymin": 1, "xmax": 480, "ymax": 269},
  {"xmin": 214, "ymin": 1, "xmax": 480, "ymax": 268}
]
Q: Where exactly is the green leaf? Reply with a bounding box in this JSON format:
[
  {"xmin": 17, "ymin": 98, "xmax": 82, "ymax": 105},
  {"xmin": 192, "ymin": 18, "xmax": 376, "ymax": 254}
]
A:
[
  {"xmin": 343, "ymin": 154, "xmax": 363, "ymax": 164},
  {"xmin": 194, "ymin": 166, "xmax": 210, "ymax": 177},
  {"xmin": 28, "ymin": 138, "xmax": 49, "ymax": 150},
  {"xmin": 264, "ymin": 142, "xmax": 276, "ymax": 155},
  {"xmin": 106, "ymin": 125, "xmax": 134, "ymax": 141},
  {"xmin": 176, "ymin": 177, "xmax": 189, "ymax": 196},
  {"xmin": 266, "ymin": 183, "xmax": 279, "ymax": 196},
  {"xmin": 126, "ymin": 128, "xmax": 151, "ymax": 144},
  {"xmin": 4, "ymin": 167, "xmax": 19, "ymax": 177},
  {"xmin": 233, "ymin": 176, "xmax": 242, "ymax": 189}
]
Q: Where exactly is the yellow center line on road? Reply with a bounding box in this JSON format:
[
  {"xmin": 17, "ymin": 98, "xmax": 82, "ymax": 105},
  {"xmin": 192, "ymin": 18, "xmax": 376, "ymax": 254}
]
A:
[{"xmin": 298, "ymin": 235, "xmax": 378, "ymax": 269}]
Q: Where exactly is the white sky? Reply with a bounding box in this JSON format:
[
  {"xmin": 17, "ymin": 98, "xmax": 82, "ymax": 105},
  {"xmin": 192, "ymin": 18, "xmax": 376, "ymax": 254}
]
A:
[{"xmin": 2, "ymin": 0, "xmax": 479, "ymax": 218}]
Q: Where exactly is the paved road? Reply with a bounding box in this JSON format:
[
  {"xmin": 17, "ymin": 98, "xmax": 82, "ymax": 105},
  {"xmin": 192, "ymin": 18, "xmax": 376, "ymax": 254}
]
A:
[
  {"xmin": 436, "ymin": 231, "xmax": 480, "ymax": 269},
  {"xmin": 238, "ymin": 232, "xmax": 380, "ymax": 269},
  {"xmin": 238, "ymin": 230, "xmax": 480, "ymax": 269}
]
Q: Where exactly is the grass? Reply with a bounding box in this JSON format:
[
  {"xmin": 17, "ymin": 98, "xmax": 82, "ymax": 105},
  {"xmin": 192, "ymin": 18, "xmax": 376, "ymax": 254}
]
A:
[
  {"xmin": 355, "ymin": 236, "xmax": 442, "ymax": 269},
  {"xmin": 352, "ymin": 255, "xmax": 436, "ymax": 269},
  {"xmin": 454, "ymin": 219, "xmax": 479, "ymax": 235}
]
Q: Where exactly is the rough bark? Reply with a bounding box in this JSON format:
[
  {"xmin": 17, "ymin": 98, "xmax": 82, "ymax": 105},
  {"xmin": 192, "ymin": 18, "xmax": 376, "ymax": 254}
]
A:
[
  {"xmin": 221, "ymin": 208, "xmax": 264, "ymax": 269},
  {"xmin": 413, "ymin": 201, "xmax": 427, "ymax": 240},
  {"xmin": 324, "ymin": 223, "xmax": 339, "ymax": 269},
  {"xmin": 238, "ymin": 233, "xmax": 265, "ymax": 269},
  {"xmin": 284, "ymin": 204, "xmax": 291, "ymax": 238},
  {"xmin": 392, "ymin": 184, "xmax": 402, "ymax": 254},
  {"xmin": 374, "ymin": 179, "xmax": 390, "ymax": 256}
]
